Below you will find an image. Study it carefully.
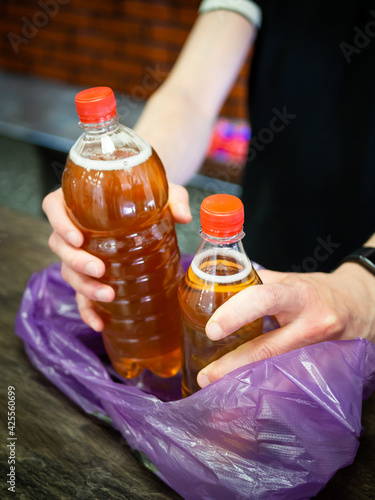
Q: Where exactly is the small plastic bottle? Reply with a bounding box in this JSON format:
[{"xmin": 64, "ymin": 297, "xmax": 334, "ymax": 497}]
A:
[
  {"xmin": 62, "ymin": 87, "xmax": 183, "ymax": 379},
  {"xmin": 178, "ymin": 194, "xmax": 263, "ymax": 397}
]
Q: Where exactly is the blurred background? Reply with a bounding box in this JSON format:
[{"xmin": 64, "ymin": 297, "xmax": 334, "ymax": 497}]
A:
[{"xmin": 0, "ymin": 0, "xmax": 251, "ymax": 252}]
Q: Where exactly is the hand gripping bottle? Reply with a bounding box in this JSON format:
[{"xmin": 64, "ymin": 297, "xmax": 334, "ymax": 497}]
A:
[
  {"xmin": 62, "ymin": 87, "xmax": 183, "ymax": 379},
  {"xmin": 178, "ymin": 194, "xmax": 263, "ymax": 397}
]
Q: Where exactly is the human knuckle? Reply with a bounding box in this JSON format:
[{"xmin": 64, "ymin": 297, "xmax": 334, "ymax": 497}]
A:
[
  {"xmin": 68, "ymin": 255, "xmax": 82, "ymax": 272},
  {"xmin": 79, "ymin": 307, "xmax": 90, "ymax": 323},
  {"xmin": 48, "ymin": 233, "xmax": 57, "ymax": 252},
  {"xmin": 253, "ymin": 343, "xmax": 279, "ymax": 362},
  {"xmin": 262, "ymin": 286, "xmax": 282, "ymax": 309},
  {"xmin": 76, "ymin": 292, "xmax": 86, "ymax": 308},
  {"xmin": 210, "ymin": 362, "xmax": 227, "ymax": 382},
  {"xmin": 60, "ymin": 264, "xmax": 68, "ymax": 282},
  {"xmin": 76, "ymin": 293, "xmax": 85, "ymax": 311},
  {"xmin": 42, "ymin": 193, "xmax": 52, "ymax": 213},
  {"xmin": 293, "ymin": 280, "xmax": 317, "ymax": 307},
  {"xmin": 321, "ymin": 311, "xmax": 343, "ymax": 337},
  {"xmin": 294, "ymin": 278, "xmax": 313, "ymax": 295}
]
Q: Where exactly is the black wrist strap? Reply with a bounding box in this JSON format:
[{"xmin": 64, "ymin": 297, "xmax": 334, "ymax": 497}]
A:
[{"xmin": 338, "ymin": 246, "xmax": 375, "ymax": 276}]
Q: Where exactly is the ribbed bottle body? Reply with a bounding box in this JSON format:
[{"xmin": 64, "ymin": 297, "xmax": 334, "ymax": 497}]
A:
[
  {"xmin": 178, "ymin": 239, "xmax": 263, "ymax": 396},
  {"xmin": 62, "ymin": 124, "xmax": 182, "ymax": 378}
]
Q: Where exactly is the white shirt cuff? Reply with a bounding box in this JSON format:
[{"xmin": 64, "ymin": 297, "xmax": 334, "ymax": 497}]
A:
[{"xmin": 199, "ymin": 0, "xmax": 262, "ymax": 29}]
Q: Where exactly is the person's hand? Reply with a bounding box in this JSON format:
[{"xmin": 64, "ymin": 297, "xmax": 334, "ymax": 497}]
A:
[
  {"xmin": 42, "ymin": 183, "xmax": 192, "ymax": 331},
  {"xmin": 197, "ymin": 263, "xmax": 375, "ymax": 388}
]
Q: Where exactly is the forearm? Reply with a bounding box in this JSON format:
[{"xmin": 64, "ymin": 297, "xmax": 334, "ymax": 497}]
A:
[
  {"xmin": 134, "ymin": 10, "xmax": 257, "ymax": 184},
  {"xmin": 134, "ymin": 84, "xmax": 213, "ymax": 184}
]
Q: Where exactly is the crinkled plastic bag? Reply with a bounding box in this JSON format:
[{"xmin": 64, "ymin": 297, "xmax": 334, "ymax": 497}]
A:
[{"xmin": 15, "ymin": 261, "xmax": 375, "ymax": 500}]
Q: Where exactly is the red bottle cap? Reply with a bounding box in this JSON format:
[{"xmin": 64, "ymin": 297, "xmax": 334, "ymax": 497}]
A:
[
  {"xmin": 200, "ymin": 194, "xmax": 244, "ymax": 238},
  {"xmin": 75, "ymin": 87, "xmax": 117, "ymax": 124}
]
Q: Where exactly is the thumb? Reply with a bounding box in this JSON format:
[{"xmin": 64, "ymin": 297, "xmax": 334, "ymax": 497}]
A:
[{"xmin": 168, "ymin": 183, "xmax": 192, "ymax": 224}]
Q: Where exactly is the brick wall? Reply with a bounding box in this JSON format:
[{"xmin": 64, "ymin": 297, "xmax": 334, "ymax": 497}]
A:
[{"xmin": 0, "ymin": 0, "xmax": 250, "ymax": 120}]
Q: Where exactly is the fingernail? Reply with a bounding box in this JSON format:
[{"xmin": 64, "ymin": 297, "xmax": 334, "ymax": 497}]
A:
[
  {"xmin": 197, "ymin": 372, "xmax": 211, "ymax": 389},
  {"xmin": 86, "ymin": 261, "xmax": 99, "ymax": 277},
  {"xmin": 66, "ymin": 230, "xmax": 81, "ymax": 247},
  {"xmin": 95, "ymin": 288, "xmax": 110, "ymax": 301},
  {"xmin": 206, "ymin": 321, "xmax": 224, "ymax": 340}
]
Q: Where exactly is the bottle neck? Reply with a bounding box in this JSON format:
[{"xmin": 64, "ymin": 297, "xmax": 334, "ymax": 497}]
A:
[
  {"xmin": 192, "ymin": 228, "xmax": 252, "ymax": 283},
  {"xmin": 79, "ymin": 115, "xmax": 120, "ymax": 135},
  {"xmin": 196, "ymin": 228, "xmax": 247, "ymax": 257},
  {"xmin": 199, "ymin": 228, "xmax": 245, "ymax": 245}
]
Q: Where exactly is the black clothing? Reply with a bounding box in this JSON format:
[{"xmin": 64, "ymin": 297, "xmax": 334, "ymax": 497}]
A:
[{"xmin": 243, "ymin": 0, "xmax": 375, "ymax": 272}]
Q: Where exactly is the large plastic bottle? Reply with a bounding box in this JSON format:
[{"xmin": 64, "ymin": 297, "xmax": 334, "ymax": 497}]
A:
[
  {"xmin": 178, "ymin": 194, "xmax": 263, "ymax": 397},
  {"xmin": 62, "ymin": 87, "xmax": 183, "ymax": 379}
]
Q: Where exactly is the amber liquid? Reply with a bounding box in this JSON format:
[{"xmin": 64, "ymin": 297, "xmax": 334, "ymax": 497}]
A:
[
  {"xmin": 178, "ymin": 251, "xmax": 263, "ymax": 397},
  {"xmin": 62, "ymin": 149, "xmax": 183, "ymax": 378}
]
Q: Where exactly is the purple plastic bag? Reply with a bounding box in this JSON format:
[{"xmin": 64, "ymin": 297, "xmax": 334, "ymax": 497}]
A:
[{"xmin": 15, "ymin": 261, "xmax": 375, "ymax": 500}]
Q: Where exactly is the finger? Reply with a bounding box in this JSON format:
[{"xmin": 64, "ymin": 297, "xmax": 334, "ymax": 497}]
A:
[
  {"xmin": 76, "ymin": 293, "xmax": 104, "ymax": 332},
  {"xmin": 42, "ymin": 188, "xmax": 83, "ymax": 247},
  {"xmin": 205, "ymin": 283, "xmax": 303, "ymax": 341},
  {"xmin": 61, "ymin": 263, "xmax": 115, "ymax": 303},
  {"xmin": 168, "ymin": 183, "xmax": 192, "ymax": 224},
  {"xmin": 197, "ymin": 323, "xmax": 308, "ymax": 388},
  {"xmin": 49, "ymin": 231, "xmax": 105, "ymax": 278}
]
